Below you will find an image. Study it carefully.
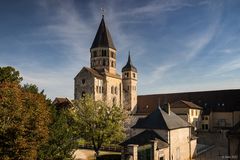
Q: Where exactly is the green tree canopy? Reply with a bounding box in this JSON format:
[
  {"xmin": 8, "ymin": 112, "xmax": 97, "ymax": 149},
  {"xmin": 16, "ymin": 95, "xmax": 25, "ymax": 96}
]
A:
[
  {"xmin": 0, "ymin": 66, "xmax": 23, "ymax": 84},
  {"xmin": 38, "ymin": 105, "xmax": 77, "ymax": 160},
  {"xmin": 73, "ymin": 95, "xmax": 126, "ymax": 157}
]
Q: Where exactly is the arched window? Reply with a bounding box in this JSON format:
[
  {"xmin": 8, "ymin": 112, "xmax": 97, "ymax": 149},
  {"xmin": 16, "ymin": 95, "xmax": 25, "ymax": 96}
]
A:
[
  {"xmin": 113, "ymin": 97, "xmax": 116, "ymax": 105},
  {"xmin": 103, "ymin": 59, "xmax": 106, "ymax": 66},
  {"xmin": 133, "ymin": 73, "xmax": 136, "ymax": 78},
  {"xmin": 115, "ymin": 87, "xmax": 118, "ymax": 95},
  {"xmin": 82, "ymin": 91, "xmax": 86, "ymax": 97},
  {"xmin": 93, "ymin": 51, "xmax": 97, "ymax": 57},
  {"xmin": 102, "ymin": 50, "xmax": 107, "ymax": 56},
  {"xmin": 82, "ymin": 79, "xmax": 85, "ymax": 85},
  {"xmin": 111, "ymin": 86, "xmax": 114, "ymax": 94},
  {"xmin": 111, "ymin": 61, "xmax": 114, "ymax": 67}
]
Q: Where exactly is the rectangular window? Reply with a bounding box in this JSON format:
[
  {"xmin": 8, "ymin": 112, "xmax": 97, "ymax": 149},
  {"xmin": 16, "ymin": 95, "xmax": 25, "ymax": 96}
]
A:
[
  {"xmin": 96, "ymin": 86, "xmax": 98, "ymax": 93},
  {"xmin": 205, "ymin": 124, "xmax": 208, "ymax": 130}
]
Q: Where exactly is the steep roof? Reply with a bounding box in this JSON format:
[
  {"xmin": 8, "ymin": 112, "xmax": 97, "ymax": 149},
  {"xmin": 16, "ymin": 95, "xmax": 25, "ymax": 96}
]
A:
[
  {"xmin": 120, "ymin": 130, "xmax": 168, "ymax": 149},
  {"xmin": 91, "ymin": 17, "xmax": 116, "ymax": 50},
  {"xmin": 136, "ymin": 89, "xmax": 240, "ymax": 114},
  {"xmin": 75, "ymin": 67, "xmax": 104, "ymax": 79},
  {"xmin": 171, "ymin": 100, "xmax": 202, "ymax": 110},
  {"xmin": 122, "ymin": 53, "xmax": 137, "ymax": 72},
  {"xmin": 133, "ymin": 106, "xmax": 191, "ymax": 130}
]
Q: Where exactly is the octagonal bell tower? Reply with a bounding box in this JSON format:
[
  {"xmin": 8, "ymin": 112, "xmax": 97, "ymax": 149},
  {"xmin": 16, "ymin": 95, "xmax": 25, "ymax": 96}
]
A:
[
  {"xmin": 90, "ymin": 16, "xmax": 117, "ymax": 75},
  {"xmin": 122, "ymin": 52, "xmax": 137, "ymax": 112}
]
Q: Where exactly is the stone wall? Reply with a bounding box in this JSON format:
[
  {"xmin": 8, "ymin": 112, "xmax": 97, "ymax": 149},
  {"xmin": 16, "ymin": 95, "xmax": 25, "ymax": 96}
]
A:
[
  {"xmin": 74, "ymin": 68, "xmax": 95, "ymax": 100},
  {"xmin": 169, "ymin": 128, "xmax": 191, "ymax": 160}
]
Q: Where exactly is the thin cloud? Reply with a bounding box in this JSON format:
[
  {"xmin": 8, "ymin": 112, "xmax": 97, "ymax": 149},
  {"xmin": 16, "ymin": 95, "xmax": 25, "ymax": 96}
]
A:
[
  {"xmin": 205, "ymin": 56, "xmax": 240, "ymax": 77},
  {"xmin": 118, "ymin": 0, "xmax": 194, "ymax": 16},
  {"xmin": 140, "ymin": 64, "xmax": 175, "ymax": 86}
]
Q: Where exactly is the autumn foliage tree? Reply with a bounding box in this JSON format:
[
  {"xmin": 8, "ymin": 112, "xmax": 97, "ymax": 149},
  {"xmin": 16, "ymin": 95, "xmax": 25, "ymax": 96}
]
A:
[
  {"xmin": 0, "ymin": 66, "xmax": 51, "ymax": 159},
  {"xmin": 73, "ymin": 95, "xmax": 126, "ymax": 157}
]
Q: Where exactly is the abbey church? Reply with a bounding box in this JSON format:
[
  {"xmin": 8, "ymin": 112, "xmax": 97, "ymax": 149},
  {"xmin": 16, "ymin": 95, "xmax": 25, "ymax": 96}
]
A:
[
  {"xmin": 74, "ymin": 16, "xmax": 137, "ymax": 112},
  {"xmin": 71, "ymin": 16, "xmax": 240, "ymax": 159}
]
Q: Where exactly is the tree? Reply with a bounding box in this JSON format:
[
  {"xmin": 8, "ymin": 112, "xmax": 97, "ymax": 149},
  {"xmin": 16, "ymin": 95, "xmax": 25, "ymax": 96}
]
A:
[
  {"xmin": 0, "ymin": 67, "xmax": 51, "ymax": 159},
  {"xmin": 38, "ymin": 105, "xmax": 77, "ymax": 160},
  {"xmin": 0, "ymin": 66, "xmax": 23, "ymax": 84},
  {"xmin": 73, "ymin": 95, "xmax": 126, "ymax": 157}
]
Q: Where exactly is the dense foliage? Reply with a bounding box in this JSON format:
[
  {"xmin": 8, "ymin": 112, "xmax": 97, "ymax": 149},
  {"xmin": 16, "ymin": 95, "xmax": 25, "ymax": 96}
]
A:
[
  {"xmin": 38, "ymin": 106, "xmax": 77, "ymax": 160},
  {"xmin": 73, "ymin": 95, "xmax": 126, "ymax": 157},
  {"xmin": 0, "ymin": 66, "xmax": 76, "ymax": 159},
  {"xmin": 0, "ymin": 82, "xmax": 51, "ymax": 159},
  {"xmin": 0, "ymin": 66, "xmax": 23, "ymax": 83}
]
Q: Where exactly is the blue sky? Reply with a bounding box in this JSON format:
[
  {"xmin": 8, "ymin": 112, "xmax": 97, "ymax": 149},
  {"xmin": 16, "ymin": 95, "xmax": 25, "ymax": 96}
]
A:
[{"xmin": 1, "ymin": 0, "xmax": 240, "ymax": 99}]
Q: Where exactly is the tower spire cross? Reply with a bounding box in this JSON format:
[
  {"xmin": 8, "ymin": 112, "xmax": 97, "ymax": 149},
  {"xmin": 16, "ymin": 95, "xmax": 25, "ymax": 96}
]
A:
[{"xmin": 101, "ymin": 8, "xmax": 105, "ymax": 18}]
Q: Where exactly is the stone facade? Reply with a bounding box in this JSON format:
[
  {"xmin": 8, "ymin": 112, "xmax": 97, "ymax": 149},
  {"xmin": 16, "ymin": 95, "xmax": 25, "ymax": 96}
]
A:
[
  {"xmin": 74, "ymin": 17, "xmax": 137, "ymax": 111},
  {"xmin": 121, "ymin": 106, "xmax": 196, "ymax": 160},
  {"xmin": 170, "ymin": 100, "xmax": 202, "ymax": 130}
]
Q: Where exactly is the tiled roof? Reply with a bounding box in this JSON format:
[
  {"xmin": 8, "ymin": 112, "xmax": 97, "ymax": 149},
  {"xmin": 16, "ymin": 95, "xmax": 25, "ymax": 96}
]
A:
[
  {"xmin": 133, "ymin": 106, "xmax": 191, "ymax": 130},
  {"xmin": 122, "ymin": 53, "xmax": 137, "ymax": 72},
  {"xmin": 137, "ymin": 89, "xmax": 240, "ymax": 114},
  {"xmin": 120, "ymin": 130, "xmax": 168, "ymax": 149},
  {"xmin": 53, "ymin": 97, "xmax": 73, "ymax": 108},
  {"xmin": 171, "ymin": 100, "xmax": 202, "ymax": 109},
  {"xmin": 91, "ymin": 17, "xmax": 116, "ymax": 50}
]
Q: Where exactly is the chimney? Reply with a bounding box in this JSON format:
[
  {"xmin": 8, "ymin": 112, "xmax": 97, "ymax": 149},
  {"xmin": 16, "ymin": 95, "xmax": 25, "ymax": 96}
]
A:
[
  {"xmin": 162, "ymin": 96, "xmax": 170, "ymax": 115},
  {"xmin": 162, "ymin": 103, "xmax": 171, "ymax": 115}
]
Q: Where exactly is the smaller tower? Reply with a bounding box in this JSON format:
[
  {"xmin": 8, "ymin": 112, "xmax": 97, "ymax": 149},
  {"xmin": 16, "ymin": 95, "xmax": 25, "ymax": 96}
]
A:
[{"xmin": 122, "ymin": 52, "xmax": 137, "ymax": 112}]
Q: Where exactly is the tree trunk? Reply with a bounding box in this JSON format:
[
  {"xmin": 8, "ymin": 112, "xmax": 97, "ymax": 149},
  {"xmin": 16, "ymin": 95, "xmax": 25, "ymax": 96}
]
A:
[{"xmin": 95, "ymin": 149, "xmax": 100, "ymax": 159}]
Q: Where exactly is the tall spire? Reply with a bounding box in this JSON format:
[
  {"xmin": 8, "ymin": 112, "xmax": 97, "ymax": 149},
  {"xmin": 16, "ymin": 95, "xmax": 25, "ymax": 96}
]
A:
[
  {"xmin": 90, "ymin": 16, "xmax": 116, "ymax": 50},
  {"xmin": 122, "ymin": 51, "xmax": 137, "ymax": 72}
]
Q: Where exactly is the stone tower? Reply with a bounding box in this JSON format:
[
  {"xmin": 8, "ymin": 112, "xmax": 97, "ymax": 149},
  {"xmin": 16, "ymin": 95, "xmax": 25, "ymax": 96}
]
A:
[
  {"xmin": 90, "ymin": 16, "xmax": 117, "ymax": 75},
  {"xmin": 122, "ymin": 53, "xmax": 138, "ymax": 112},
  {"xmin": 74, "ymin": 16, "xmax": 123, "ymax": 107}
]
